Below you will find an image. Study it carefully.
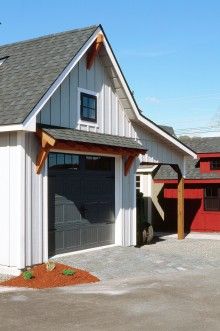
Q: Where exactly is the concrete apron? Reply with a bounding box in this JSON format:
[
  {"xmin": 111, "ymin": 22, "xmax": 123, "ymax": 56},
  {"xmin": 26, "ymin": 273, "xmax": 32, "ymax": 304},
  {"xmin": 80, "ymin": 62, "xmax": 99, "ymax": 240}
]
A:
[{"xmin": 155, "ymin": 232, "xmax": 220, "ymax": 240}]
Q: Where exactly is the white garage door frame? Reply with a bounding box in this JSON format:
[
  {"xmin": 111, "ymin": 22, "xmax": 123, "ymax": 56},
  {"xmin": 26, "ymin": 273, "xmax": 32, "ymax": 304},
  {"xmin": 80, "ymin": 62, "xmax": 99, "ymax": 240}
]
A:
[{"xmin": 42, "ymin": 150, "xmax": 123, "ymax": 261}]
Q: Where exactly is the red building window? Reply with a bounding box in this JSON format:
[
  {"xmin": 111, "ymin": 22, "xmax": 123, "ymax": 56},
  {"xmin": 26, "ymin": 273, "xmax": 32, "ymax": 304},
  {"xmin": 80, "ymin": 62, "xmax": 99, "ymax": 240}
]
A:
[
  {"xmin": 204, "ymin": 186, "xmax": 220, "ymax": 211},
  {"xmin": 210, "ymin": 159, "xmax": 220, "ymax": 170}
]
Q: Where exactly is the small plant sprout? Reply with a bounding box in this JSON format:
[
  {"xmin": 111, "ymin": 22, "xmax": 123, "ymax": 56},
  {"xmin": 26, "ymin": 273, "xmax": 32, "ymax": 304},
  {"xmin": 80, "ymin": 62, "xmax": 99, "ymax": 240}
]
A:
[
  {"xmin": 62, "ymin": 269, "xmax": 76, "ymax": 276},
  {"xmin": 22, "ymin": 270, "xmax": 33, "ymax": 280},
  {"xmin": 45, "ymin": 261, "xmax": 56, "ymax": 271}
]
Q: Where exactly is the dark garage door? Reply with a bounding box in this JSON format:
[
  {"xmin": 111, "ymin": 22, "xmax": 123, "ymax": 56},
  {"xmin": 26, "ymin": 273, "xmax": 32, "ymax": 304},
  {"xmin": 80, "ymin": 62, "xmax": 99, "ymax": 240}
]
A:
[{"xmin": 48, "ymin": 152, "xmax": 115, "ymax": 256}]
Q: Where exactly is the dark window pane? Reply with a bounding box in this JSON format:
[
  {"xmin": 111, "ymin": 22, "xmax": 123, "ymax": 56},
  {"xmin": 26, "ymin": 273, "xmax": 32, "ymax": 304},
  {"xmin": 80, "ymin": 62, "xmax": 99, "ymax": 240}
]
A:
[
  {"xmin": 65, "ymin": 154, "xmax": 72, "ymax": 164},
  {"xmin": 57, "ymin": 154, "xmax": 65, "ymax": 165},
  {"xmin": 49, "ymin": 154, "xmax": 56, "ymax": 168},
  {"xmin": 48, "ymin": 153, "xmax": 79, "ymax": 170},
  {"xmin": 85, "ymin": 156, "xmax": 113, "ymax": 171},
  {"xmin": 204, "ymin": 186, "xmax": 220, "ymax": 211},
  {"xmin": 80, "ymin": 93, "xmax": 97, "ymax": 122},
  {"xmin": 88, "ymin": 97, "xmax": 96, "ymax": 108},
  {"xmin": 211, "ymin": 159, "xmax": 220, "ymax": 170}
]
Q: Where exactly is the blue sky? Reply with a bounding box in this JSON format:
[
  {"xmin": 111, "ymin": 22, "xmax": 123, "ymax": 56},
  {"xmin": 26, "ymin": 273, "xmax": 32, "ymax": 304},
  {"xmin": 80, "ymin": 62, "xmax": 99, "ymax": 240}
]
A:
[{"xmin": 1, "ymin": 0, "xmax": 220, "ymax": 135}]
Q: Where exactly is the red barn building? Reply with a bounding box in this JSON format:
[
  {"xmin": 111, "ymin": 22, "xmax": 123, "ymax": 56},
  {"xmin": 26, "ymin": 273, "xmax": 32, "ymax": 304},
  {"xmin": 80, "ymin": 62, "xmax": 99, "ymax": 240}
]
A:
[{"xmin": 153, "ymin": 136, "xmax": 220, "ymax": 233}]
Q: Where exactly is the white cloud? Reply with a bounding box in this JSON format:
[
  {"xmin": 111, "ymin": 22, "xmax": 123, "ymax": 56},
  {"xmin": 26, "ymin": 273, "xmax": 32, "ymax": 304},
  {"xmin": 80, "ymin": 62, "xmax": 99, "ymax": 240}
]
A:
[{"xmin": 146, "ymin": 96, "xmax": 160, "ymax": 104}]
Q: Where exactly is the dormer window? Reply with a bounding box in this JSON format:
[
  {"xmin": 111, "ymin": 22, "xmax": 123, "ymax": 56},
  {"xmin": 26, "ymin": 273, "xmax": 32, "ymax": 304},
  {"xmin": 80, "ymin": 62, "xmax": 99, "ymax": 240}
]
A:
[
  {"xmin": 80, "ymin": 92, "xmax": 97, "ymax": 123},
  {"xmin": 210, "ymin": 159, "xmax": 220, "ymax": 170}
]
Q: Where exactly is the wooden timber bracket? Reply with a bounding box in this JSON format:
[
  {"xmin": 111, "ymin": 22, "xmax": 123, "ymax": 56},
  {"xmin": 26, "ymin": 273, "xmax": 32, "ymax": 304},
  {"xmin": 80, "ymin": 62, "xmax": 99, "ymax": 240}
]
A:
[
  {"xmin": 124, "ymin": 154, "xmax": 138, "ymax": 176},
  {"xmin": 36, "ymin": 129, "xmax": 56, "ymax": 174},
  {"xmin": 86, "ymin": 34, "xmax": 104, "ymax": 70}
]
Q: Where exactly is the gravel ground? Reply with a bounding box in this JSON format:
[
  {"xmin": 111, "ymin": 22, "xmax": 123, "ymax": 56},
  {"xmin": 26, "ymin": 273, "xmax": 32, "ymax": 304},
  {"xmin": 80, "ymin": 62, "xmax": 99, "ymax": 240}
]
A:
[
  {"xmin": 0, "ymin": 274, "xmax": 13, "ymax": 282},
  {"xmin": 55, "ymin": 236, "xmax": 220, "ymax": 280}
]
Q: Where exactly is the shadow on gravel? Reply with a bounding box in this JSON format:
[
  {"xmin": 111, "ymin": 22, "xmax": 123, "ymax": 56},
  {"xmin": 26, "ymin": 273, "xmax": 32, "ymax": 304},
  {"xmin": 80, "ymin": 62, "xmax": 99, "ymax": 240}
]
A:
[{"xmin": 135, "ymin": 236, "xmax": 166, "ymax": 248}]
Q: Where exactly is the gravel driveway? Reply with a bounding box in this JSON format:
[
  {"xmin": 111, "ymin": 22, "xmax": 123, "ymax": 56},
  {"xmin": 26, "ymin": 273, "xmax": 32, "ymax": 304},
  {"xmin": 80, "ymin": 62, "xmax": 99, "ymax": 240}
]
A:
[
  {"xmin": 0, "ymin": 235, "xmax": 219, "ymax": 331},
  {"xmin": 55, "ymin": 235, "xmax": 220, "ymax": 280}
]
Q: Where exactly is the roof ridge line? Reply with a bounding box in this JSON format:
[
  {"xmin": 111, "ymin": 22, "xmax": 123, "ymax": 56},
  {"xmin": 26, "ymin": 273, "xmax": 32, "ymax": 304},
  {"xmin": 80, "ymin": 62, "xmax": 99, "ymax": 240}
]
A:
[{"xmin": 0, "ymin": 24, "xmax": 99, "ymax": 49}]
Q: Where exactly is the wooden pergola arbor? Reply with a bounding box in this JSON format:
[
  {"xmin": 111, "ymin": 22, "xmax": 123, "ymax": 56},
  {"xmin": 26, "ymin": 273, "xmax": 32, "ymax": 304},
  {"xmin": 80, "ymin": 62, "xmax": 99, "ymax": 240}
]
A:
[
  {"xmin": 35, "ymin": 128, "xmax": 146, "ymax": 176},
  {"xmin": 143, "ymin": 162, "xmax": 185, "ymax": 240}
]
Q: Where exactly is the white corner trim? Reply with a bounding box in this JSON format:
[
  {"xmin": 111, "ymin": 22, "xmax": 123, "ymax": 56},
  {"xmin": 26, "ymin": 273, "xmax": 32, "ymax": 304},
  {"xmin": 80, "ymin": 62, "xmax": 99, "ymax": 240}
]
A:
[
  {"xmin": 77, "ymin": 87, "xmax": 99, "ymax": 128},
  {"xmin": 23, "ymin": 27, "xmax": 103, "ymax": 128},
  {"xmin": 17, "ymin": 132, "xmax": 26, "ymax": 270}
]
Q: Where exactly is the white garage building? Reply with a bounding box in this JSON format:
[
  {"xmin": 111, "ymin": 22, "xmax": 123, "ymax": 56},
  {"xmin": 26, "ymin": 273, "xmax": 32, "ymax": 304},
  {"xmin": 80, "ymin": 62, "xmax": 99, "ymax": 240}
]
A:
[{"xmin": 0, "ymin": 25, "xmax": 196, "ymax": 275}]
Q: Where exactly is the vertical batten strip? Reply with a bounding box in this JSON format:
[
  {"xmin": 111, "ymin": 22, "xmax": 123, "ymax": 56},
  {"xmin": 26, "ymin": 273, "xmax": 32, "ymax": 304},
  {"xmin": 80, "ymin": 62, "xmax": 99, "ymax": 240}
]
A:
[{"xmin": 17, "ymin": 132, "xmax": 26, "ymax": 269}]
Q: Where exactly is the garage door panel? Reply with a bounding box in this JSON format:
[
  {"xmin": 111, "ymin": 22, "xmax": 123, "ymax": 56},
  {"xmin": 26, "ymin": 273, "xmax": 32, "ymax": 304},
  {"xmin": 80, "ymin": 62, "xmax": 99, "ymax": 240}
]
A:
[
  {"xmin": 64, "ymin": 228, "xmax": 81, "ymax": 249},
  {"xmin": 98, "ymin": 224, "xmax": 115, "ymax": 244},
  {"xmin": 48, "ymin": 230, "xmax": 64, "ymax": 254},
  {"xmin": 48, "ymin": 153, "xmax": 115, "ymax": 255}
]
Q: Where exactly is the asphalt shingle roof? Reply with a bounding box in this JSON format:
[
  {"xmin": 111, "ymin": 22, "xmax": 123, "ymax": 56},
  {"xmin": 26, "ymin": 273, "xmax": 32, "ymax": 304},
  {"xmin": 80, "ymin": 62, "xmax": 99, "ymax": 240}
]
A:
[
  {"xmin": 43, "ymin": 126, "xmax": 145, "ymax": 151},
  {"xmin": 155, "ymin": 136, "xmax": 220, "ymax": 180},
  {"xmin": 179, "ymin": 136, "xmax": 220, "ymax": 153},
  {"xmin": 159, "ymin": 125, "xmax": 176, "ymax": 137},
  {"xmin": 0, "ymin": 25, "xmax": 98, "ymax": 125}
]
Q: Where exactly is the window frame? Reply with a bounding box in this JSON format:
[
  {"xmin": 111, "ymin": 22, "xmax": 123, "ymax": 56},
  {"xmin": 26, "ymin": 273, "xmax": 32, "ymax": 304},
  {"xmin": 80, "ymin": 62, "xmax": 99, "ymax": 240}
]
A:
[
  {"xmin": 204, "ymin": 186, "xmax": 220, "ymax": 211},
  {"xmin": 210, "ymin": 159, "xmax": 220, "ymax": 170},
  {"xmin": 77, "ymin": 88, "xmax": 98, "ymax": 125}
]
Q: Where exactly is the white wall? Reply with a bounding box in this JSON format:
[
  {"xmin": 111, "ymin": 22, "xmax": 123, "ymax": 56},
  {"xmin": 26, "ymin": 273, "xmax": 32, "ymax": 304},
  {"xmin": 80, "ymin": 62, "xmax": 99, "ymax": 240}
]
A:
[
  {"xmin": 0, "ymin": 132, "xmax": 25, "ymax": 270},
  {"xmin": 134, "ymin": 123, "xmax": 184, "ymax": 166},
  {"xmin": 25, "ymin": 132, "xmax": 47, "ymax": 267}
]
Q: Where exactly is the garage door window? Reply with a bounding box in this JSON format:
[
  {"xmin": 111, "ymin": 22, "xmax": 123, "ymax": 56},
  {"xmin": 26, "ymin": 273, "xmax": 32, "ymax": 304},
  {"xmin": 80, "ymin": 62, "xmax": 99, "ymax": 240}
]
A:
[
  {"xmin": 49, "ymin": 153, "xmax": 79, "ymax": 170},
  {"xmin": 85, "ymin": 156, "xmax": 113, "ymax": 171}
]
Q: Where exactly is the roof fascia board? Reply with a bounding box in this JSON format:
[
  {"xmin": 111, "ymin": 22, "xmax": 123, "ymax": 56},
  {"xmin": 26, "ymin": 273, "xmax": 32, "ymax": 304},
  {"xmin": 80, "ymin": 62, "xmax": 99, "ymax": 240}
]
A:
[
  {"xmin": 0, "ymin": 124, "xmax": 23, "ymax": 132},
  {"xmin": 154, "ymin": 178, "xmax": 220, "ymax": 184},
  {"xmin": 23, "ymin": 26, "xmax": 102, "ymax": 129},
  {"xmin": 198, "ymin": 153, "xmax": 220, "ymax": 158},
  {"xmin": 102, "ymin": 36, "xmax": 197, "ymax": 159}
]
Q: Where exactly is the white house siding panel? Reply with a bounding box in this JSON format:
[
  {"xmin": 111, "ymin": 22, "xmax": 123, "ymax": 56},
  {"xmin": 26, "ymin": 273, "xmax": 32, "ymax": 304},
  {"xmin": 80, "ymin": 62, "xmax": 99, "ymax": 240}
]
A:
[
  {"xmin": 133, "ymin": 123, "xmax": 184, "ymax": 168},
  {"xmin": 122, "ymin": 160, "xmax": 137, "ymax": 246},
  {"xmin": 51, "ymin": 87, "xmax": 61, "ymax": 127},
  {"xmin": 25, "ymin": 133, "xmax": 46, "ymax": 266},
  {"xmin": 38, "ymin": 54, "xmax": 133, "ymax": 138},
  {"xmin": 0, "ymin": 133, "xmax": 10, "ymax": 266},
  {"xmin": 0, "ymin": 132, "xmax": 23, "ymax": 268},
  {"xmin": 61, "ymin": 76, "xmax": 70, "ymax": 127}
]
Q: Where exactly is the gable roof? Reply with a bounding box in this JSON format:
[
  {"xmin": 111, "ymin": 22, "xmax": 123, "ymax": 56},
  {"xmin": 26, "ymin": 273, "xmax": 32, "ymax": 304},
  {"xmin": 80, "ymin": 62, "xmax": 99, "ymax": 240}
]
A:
[
  {"xmin": 0, "ymin": 25, "xmax": 196, "ymax": 159},
  {"xmin": 180, "ymin": 136, "xmax": 220, "ymax": 153},
  {"xmin": 155, "ymin": 136, "xmax": 220, "ymax": 180},
  {"xmin": 0, "ymin": 25, "xmax": 98, "ymax": 125},
  {"xmin": 42, "ymin": 126, "xmax": 145, "ymax": 151}
]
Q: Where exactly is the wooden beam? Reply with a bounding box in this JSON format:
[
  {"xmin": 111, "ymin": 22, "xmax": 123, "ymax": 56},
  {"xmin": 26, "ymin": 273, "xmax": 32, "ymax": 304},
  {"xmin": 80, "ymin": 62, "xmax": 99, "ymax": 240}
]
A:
[
  {"xmin": 36, "ymin": 129, "xmax": 56, "ymax": 174},
  {"xmin": 177, "ymin": 174, "xmax": 185, "ymax": 240},
  {"xmin": 124, "ymin": 155, "xmax": 136, "ymax": 176},
  {"xmin": 36, "ymin": 144, "xmax": 51, "ymax": 174},
  {"xmin": 54, "ymin": 140, "xmax": 143, "ymax": 157},
  {"xmin": 87, "ymin": 34, "xmax": 104, "ymax": 70}
]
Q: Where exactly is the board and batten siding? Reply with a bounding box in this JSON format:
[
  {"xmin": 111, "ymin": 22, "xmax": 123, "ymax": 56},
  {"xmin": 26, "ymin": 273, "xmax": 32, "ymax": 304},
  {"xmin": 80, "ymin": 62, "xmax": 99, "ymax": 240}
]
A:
[
  {"xmin": 37, "ymin": 54, "xmax": 136, "ymax": 139},
  {"xmin": 24, "ymin": 132, "xmax": 47, "ymax": 267},
  {"xmin": 0, "ymin": 132, "xmax": 25, "ymax": 271},
  {"xmin": 133, "ymin": 123, "xmax": 184, "ymax": 168}
]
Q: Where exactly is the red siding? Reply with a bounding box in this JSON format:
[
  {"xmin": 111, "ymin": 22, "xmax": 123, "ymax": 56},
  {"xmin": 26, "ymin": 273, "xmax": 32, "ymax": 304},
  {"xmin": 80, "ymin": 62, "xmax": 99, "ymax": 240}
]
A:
[{"xmin": 161, "ymin": 183, "xmax": 220, "ymax": 232}]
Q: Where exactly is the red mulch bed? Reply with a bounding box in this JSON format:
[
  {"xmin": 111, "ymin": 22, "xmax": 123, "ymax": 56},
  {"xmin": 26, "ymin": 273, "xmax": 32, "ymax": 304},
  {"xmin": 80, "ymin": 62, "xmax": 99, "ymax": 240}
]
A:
[{"xmin": 0, "ymin": 263, "xmax": 99, "ymax": 289}]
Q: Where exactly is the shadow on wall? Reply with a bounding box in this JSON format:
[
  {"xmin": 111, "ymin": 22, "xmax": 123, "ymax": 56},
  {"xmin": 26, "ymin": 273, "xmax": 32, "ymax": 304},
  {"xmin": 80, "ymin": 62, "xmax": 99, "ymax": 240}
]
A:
[{"xmin": 152, "ymin": 185, "xmax": 202, "ymax": 233}]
